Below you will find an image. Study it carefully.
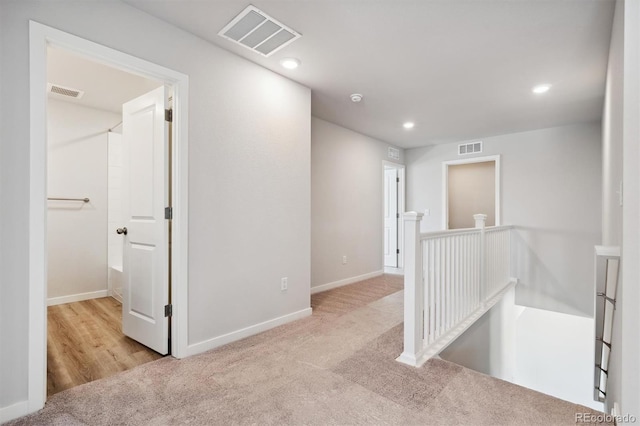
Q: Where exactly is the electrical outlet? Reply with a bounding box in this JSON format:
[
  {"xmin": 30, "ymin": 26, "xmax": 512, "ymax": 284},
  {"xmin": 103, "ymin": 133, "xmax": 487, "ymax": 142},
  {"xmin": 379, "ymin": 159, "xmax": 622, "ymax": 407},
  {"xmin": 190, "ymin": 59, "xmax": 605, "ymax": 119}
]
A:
[
  {"xmin": 281, "ymin": 277, "xmax": 288, "ymax": 291},
  {"xmin": 424, "ymin": 209, "xmax": 430, "ymax": 216},
  {"xmin": 342, "ymin": 255, "xmax": 347, "ymax": 265}
]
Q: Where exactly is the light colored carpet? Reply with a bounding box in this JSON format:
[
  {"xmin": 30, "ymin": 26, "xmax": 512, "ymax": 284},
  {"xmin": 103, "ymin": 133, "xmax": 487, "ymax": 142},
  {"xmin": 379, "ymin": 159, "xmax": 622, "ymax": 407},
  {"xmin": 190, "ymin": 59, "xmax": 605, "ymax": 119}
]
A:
[{"xmin": 8, "ymin": 274, "xmax": 609, "ymax": 425}]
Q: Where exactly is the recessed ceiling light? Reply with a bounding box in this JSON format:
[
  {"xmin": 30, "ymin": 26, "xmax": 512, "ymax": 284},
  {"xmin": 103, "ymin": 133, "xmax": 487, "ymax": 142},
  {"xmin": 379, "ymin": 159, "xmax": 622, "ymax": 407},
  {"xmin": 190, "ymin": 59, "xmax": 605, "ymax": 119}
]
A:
[
  {"xmin": 403, "ymin": 122, "xmax": 415, "ymax": 129},
  {"xmin": 532, "ymin": 84, "xmax": 552, "ymax": 94},
  {"xmin": 350, "ymin": 93, "xmax": 363, "ymax": 103},
  {"xmin": 280, "ymin": 58, "xmax": 300, "ymax": 69}
]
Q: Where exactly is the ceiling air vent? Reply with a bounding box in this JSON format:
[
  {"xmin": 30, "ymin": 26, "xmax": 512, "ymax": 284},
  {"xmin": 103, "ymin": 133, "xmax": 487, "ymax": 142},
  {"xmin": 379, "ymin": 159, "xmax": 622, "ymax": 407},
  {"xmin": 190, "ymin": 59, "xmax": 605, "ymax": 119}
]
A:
[
  {"xmin": 458, "ymin": 141, "xmax": 482, "ymax": 156},
  {"xmin": 48, "ymin": 83, "xmax": 84, "ymax": 99},
  {"xmin": 388, "ymin": 147, "xmax": 400, "ymax": 161},
  {"xmin": 218, "ymin": 5, "xmax": 301, "ymax": 57}
]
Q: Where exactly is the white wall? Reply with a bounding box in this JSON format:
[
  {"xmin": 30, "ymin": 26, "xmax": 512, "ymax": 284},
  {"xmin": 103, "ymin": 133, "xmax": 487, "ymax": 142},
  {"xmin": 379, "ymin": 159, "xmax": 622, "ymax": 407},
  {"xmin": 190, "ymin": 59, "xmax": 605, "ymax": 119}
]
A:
[
  {"xmin": 440, "ymin": 286, "xmax": 518, "ymax": 382},
  {"xmin": 604, "ymin": 0, "xmax": 640, "ymax": 418},
  {"xmin": 406, "ymin": 124, "xmax": 602, "ymax": 317},
  {"xmin": 46, "ymin": 99, "xmax": 117, "ymax": 303},
  {"xmin": 601, "ymin": 0, "xmax": 625, "ymax": 413},
  {"xmin": 311, "ymin": 117, "xmax": 403, "ymax": 289},
  {"xmin": 107, "ymin": 131, "xmax": 123, "ymax": 271},
  {"xmin": 0, "ymin": 0, "xmax": 310, "ymax": 414},
  {"xmin": 441, "ymin": 288, "xmax": 601, "ymax": 410},
  {"xmin": 514, "ymin": 307, "xmax": 600, "ymax": 410},
  {"xmin": 108, "ymin": 132, "xmax": 123, "ymax": 301},
  {"xmin": 602, "ymin": 0, "xmax": 624, "ymax": 248},
  {"xmin": 619, "ymin": 0, "xmax": 640, "ymax": 416}
]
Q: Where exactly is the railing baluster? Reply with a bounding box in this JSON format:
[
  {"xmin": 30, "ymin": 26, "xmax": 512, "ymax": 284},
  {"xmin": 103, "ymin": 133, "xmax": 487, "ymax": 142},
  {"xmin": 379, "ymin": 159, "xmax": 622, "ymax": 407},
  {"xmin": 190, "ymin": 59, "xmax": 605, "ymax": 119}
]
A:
[
  {"xmin": 446, "ymin": 237, "xmax": 451, "ymax": 331},
  {"xmin": 435, "ymin": 239, "xmax": 440, "ymax": 338},
  {"xmin": 464, "ymin": 234, "xmax": 469, "ymax": 317},
  {"xmin": 454, "ymin": 236, "xmax": 459, "ymax": 323},
  {"xmin": 439, "ymin": 238, "xmax": 445, "ymax": 336},
  {"xmin": 439, "ymin": 238, "xmax": 444, "ymax": 337},
  {"xmin": 429, "ymin": 239, "xmax": 435, "ymax": 343}
]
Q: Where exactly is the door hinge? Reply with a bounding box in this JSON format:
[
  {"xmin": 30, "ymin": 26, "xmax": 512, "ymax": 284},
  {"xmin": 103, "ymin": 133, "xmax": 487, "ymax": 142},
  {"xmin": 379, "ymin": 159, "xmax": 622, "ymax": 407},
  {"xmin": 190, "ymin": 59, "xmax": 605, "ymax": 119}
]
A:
[
  {"xmin": 164, "ymin": 304, "xmax": 173, "ymax": 317},
  {"xmin": 396, "ymin": 213, "xmax": 400, "ymax": 219},
  {"xmin": 396, "ymin": 177, "xmax": 400, "ymax": 183},
  {"xmin": 396, "ymin": 249, "xmax": 400, "ymax": 254},
  {"xmin": 165, "ymin": 109, "xmax": 173, "ymax": 122},
  {"xmin": 165, "ymin": 206, "xmax": 173, "ymax": 220}
]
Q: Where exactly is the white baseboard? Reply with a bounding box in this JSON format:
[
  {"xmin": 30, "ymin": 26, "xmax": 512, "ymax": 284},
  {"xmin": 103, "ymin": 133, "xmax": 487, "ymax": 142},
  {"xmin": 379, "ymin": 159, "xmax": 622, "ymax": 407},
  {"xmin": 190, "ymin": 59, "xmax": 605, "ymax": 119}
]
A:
[
  {"xmin": 384, "ymin": 267, "xmax": 404, "ymax": 275},
  {"xmin": 185, "ymin": 307, "xmax": 312, "ymax": 357},
  {"xmin": 0, "ymin": 400, "xmax": 29, "ymax": 423},
  {"xmin": 47, "ymin": 289, "xmax": 108, "ymax": 306},
  {"xmin": 310, "ymin": 270, "xmax": 384, "ymax": 295}
]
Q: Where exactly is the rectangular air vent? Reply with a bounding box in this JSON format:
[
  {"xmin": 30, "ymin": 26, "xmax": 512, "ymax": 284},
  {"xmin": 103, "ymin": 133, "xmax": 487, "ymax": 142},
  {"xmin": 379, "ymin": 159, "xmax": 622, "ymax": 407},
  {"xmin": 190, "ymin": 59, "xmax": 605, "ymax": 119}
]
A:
[
  {"xmin": 48, "ymin": 83, "xmax": 84, "ymax": 99},
  {"xmin": 458, "ymin": 141, "xmax": 482, "ymax": 155},
  {"xmin": 388, "ymin": 147, "xmax": 400, "ymax": 160},
  {"xmin": 218, "ymin": 5, "xmax": 301, "ymax": 57}
]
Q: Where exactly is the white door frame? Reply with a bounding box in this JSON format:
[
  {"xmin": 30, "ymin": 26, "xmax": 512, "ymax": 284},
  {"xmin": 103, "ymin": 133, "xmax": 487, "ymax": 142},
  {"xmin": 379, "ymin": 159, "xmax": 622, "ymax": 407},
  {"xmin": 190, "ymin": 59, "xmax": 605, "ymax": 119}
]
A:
[
  {"xmin": 28, "ymin": 21, "xmax": 189, "ymax": 411},
  {"xmin": 442, "ymin": 155, "xmax": 501, "ymax": 229},
  {"xmin": 382, "ymin": 161, "xmax": 405, "ymax": 270}
]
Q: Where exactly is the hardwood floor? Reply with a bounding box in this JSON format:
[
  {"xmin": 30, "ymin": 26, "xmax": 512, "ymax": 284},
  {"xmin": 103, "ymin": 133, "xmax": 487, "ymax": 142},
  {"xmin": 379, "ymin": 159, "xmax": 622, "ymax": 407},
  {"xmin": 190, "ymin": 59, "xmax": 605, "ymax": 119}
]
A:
[{"xmin": 47, "ymin": 297, "xmax": 163, "ymax": 396}]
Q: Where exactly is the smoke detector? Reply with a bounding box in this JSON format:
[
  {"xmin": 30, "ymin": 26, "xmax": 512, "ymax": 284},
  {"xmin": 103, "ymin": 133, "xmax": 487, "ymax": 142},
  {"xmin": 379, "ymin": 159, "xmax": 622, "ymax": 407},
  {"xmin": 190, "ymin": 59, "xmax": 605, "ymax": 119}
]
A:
[
  {"xmin": 350, "ymin": 93, "xmax": 363, "ymax": 103},
  {"xmin": 218, "ymin": 5, "xmax": 302, "ymax": 57},
  {"xmin": 47, "ymin": 83, "xmax": 84, "ymax": 99}
]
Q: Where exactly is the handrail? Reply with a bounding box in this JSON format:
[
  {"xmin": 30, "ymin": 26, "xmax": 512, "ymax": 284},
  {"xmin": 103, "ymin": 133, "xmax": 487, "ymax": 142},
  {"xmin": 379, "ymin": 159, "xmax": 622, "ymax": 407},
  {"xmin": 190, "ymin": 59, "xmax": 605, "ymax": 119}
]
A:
[
  {"xmin": 420, "ymin": 224, "xmax": 513, "ymax": 240},
  {"xmin": 593, "ymin": 245, "xmax": 620, "ymax": 402},
  {"xmin": 485, "ymin": 225, "xmax": 514, "ymax": 233}
]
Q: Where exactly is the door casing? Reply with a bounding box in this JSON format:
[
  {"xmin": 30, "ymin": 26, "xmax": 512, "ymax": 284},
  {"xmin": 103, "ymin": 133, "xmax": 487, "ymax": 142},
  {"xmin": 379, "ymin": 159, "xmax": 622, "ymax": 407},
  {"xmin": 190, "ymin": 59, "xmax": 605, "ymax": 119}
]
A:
[
  {"xmin": 28, "ymin": 21, "xmax": 189, "ymax": 412},
  {"xmin": 382, "ymin": 161, "xmax": 405, "ymax": 270},
  {"xmin": 442, "ymin": 155, "xmax": 501, "ymax": 229}
]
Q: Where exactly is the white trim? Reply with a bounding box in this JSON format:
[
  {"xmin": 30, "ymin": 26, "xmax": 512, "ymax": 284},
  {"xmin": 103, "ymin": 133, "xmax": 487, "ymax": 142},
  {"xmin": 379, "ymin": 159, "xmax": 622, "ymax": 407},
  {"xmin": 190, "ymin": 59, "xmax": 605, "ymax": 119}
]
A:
[
  {"xmin": 384, "ymin": 267, "xmax": 404, "ymax": 275},
  {"xmin": 28, "ymin": 21, "xmax": 190, "ymax": 417},
  {"xmin": 185, "ymin": 308, "xmax": 312, "ymax": 357},
  {"xmin": 47, "ymin": 290, "xmax": 109, "ymax": 306},
  {"xmin": 382, "ymin": 160, "xmax": 406, "ymax": 269},
  {"xmin": 0, "ymin": 401, "xmax": 30, "ymax": 424},
  {"xmin": 594, "ymin": 245, "xmax": 621, "ymax": 258},
  {"xmin": 442, "ymin": 155, "xmax": 501, "ymax": 230},
  {"xmin": 310, "ymin": 270, "xmax": 384, "ymax": 295}
]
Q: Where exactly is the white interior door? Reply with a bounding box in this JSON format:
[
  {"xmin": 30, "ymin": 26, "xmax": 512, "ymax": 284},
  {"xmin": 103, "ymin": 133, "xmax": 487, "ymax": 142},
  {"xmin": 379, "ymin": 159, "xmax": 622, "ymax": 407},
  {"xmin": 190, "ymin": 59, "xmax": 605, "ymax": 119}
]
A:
[
  {"xmin": 384, "ymin": 168, "xmax": 398, "ymax": 267},
  {"xmin": 121, "ymin": 86, "xmax": 169, "ymax": 354}
]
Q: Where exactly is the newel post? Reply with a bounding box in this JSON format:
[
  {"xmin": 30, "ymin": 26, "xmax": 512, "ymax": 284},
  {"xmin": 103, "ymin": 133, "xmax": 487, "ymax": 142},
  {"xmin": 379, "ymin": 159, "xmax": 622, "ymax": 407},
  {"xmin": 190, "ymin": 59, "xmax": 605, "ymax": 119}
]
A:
[
  {"xmin": 398, "ymin": 212, "xmax": 424, "ymax": 366},
  {"xmin": 474, "ymin": 214, "xmax": 487, "ymax": 303}
]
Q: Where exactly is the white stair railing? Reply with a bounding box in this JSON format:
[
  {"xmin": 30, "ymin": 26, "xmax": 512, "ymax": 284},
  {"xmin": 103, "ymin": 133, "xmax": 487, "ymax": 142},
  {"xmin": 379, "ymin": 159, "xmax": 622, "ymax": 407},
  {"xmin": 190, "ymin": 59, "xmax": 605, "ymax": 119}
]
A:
[{"xmin": 397, "ymin": 212, "xmax": 515, "ymax": 367}]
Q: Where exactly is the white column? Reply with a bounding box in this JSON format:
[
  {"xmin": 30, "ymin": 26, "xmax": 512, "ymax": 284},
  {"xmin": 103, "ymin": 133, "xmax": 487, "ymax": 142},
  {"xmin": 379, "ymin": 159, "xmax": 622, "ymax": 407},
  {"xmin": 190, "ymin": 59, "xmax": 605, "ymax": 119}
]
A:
[{"xmin": 397, "ymin": 211, "xmax": 424, "ymax": 366}]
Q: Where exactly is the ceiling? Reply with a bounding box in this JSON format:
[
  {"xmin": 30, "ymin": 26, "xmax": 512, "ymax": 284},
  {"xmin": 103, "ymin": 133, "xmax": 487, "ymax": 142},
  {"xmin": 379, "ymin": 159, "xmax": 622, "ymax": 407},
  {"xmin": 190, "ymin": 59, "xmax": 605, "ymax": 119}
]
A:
[
  {"xmin": 47, "ymin": 47, "xmax": 162, "ymax": 114},
  {"xmin": 124, "ymin": 0, "xmax": 615, "ymax": 149}
]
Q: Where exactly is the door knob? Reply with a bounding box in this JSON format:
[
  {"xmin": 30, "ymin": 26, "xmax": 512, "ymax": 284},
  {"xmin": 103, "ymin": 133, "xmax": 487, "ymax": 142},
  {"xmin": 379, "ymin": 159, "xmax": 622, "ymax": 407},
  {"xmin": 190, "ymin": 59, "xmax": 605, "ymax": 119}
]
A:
[{"xmin": 116, "ymin": 227, "xmax": 128, "ymax": 235}]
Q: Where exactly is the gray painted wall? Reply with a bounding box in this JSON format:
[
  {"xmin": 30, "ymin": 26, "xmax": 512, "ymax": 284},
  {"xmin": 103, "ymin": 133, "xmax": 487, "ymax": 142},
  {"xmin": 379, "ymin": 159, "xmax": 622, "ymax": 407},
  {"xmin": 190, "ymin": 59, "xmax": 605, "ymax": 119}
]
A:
[
  {"xmin": 311, "ymin": 117, "xmax": 403, "ymax": 288},
  {"xmin": 0, "ymin": 1, "xmax": 310, "ymax": 409},
  {"xmin": 602, "ymin": 0, "xmax": 624, "ymax": 248},
  {"xmin": 604, "ymin": 0, "xmax": 640, "ymax": 417},
  {"xmin": 406, "ymin": 123, "xmax": 602, "ymax": 317},
  {"xmin": 602, "ymin": 0, "xmax": 624, "ymax": 412}
]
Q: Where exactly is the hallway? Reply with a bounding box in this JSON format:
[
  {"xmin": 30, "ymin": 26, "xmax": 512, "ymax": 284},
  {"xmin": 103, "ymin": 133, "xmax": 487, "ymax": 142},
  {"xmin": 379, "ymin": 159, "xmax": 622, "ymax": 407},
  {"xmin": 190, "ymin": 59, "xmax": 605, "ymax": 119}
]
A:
[{"xmin": 14, "ymin": 275, "xmax": 607, "ymax": 425}]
